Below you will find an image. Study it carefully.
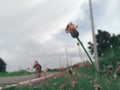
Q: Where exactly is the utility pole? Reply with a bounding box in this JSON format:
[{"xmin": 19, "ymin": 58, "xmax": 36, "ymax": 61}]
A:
[
  {"xmin": 58, "ymin": 56, "xmax": 61, "ymax": 68},
  {"xmin": 69, "ymin": 56, "xmax": 72, "ymax": 66},
  {"xmin": 77, "ymin": 43, "xmax": 83, "ymax": 62},
  {"xmin": 65, "ymin": 48, "xmax": 69, "ymax": 67},
  {"xmin": 89, "ymin": 0, "xmax": 99, "ymax": 71}
]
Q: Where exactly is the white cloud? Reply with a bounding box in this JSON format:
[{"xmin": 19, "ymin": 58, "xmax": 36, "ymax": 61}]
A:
[{"xmin": 94, "ymin": 0, "xmax": 120, "ymax": 34}]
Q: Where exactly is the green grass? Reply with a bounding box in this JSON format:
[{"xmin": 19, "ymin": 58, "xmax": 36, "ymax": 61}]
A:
[
  {"xmin": 0, "ymin": 70, "xmax": 33, "ymax": 77},
  {"xmin": 0, "ymin": 83, "xmax": 17, "ymax": 88},
  {"xmin": 4, "ymin": 67, "xmax": 120, "ymax": 90}
]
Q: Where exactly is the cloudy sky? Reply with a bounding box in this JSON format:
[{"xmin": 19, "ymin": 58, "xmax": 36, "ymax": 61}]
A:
[{"xmin": 0, "ymin": 0, "xmax": 120, "ymax": 71}]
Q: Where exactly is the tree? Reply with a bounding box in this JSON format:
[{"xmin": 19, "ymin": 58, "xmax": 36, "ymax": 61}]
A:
[
  {"xmin": 88, "ymin": 30, "xmax": 120, "ymax": 57},
  {"xmin": 88, "ymin": 29, "xmax": 120, "ymax": 69},
  {"xmin": 0, "ymin": 58, "xmax": 6, "ymax": 72}
]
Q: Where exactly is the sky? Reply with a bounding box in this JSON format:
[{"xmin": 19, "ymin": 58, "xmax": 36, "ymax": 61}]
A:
[{"xmin": 0, "ymin": 0, "xmax": 120, "ymax": 71}]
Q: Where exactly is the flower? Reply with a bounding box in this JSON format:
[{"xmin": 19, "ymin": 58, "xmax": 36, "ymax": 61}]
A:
[
  {"xmin": 60, "ymin": 83, "xmax": 66, "ymax": 89},
  {"xmin": 94, "ymin": 84, "xmax": 102, "ymax": 90},
  {"xmin": 113, "ymin": 74, "xmax": 117, "ymax": 79},
  {"xmin": 71, "ymin": 80, "xmax": 77, "ymax": 87},
  {"xmin": 53, "ymin": 83, "xmax": 57, "ymax": 86},
  {"xmin": 65, "ymin": 22, "xmax": 79, "ymax": 38},
  {"xmin": 107, "ymin": 65, "xmax": 113, "ymax": 69},
  {"xmin": 73, "ymin": 72, "xmax": 79, "ymax": 77},
  {"xmin": 65, "ymin": 22, "xmax": 77, "ymax": 33}
]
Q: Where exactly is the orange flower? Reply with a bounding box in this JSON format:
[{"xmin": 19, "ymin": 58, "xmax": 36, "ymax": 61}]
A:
[{"xmin": 65, "ymin": 22, "xmax": 78, "ymax": 33}]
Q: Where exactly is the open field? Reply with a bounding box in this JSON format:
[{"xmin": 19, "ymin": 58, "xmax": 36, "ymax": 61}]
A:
[{"xmin": 0, "ymin": 70, "xmax": 33, "ymax": 77}]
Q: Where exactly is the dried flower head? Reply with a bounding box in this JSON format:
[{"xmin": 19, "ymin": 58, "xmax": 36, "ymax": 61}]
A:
[
  {"xmin": 71, "ymin": 80, "xmax": 77, "ymax": 87},
  {"xmin": 60, "ymin": 83, "xmax": 66, "ymax": 89},
  {"xmin": 65, "ymin": 22, "xmax": 78, "ymax": 33},
  {"xmin": 73, "ymin": 72, "xmax": 79, "ymax": 77},
  {"xmin": 94, "ymin": 84, "xmax": 102, "ymax": 90},
  {"xmin": 107, "ymin": 65, "xmax": 113, "ymax": 69}
]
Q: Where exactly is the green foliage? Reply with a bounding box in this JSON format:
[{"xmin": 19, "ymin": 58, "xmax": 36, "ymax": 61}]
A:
[
  {"xmin": 96, "ymin": 30, "xmax": 111, "ymax": 57},
  {"xmin": 88, "ymin": 30, "xmax": 120, "ymax": 69},
  {"xmin": 47, "ymin": 68, "xmax": 60, "ymax": 72},
  {"xmin": 88, "ymin": 30, "xmax": 120, "ymax": 57},
  {"xmin": 99, "ymin": 45, "xmax": 120, "ymax": 70},
  {"xmin": 0, "ymin": 58, "xmax": 6, "ymax": 72}
]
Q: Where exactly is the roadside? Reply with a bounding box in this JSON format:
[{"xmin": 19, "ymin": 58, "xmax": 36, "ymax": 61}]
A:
[
  {"xmin": 0, "ymin": 72, "xmax": 58, "ymax": 84},
  {"xmin": 0, "ymin": 72, "xmax": 60, "ymax": 90}
]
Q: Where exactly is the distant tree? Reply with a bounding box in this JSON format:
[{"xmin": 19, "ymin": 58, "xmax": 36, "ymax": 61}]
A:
[
  {"xmin": 88, "ymin": 30, "xmax": 112, "ymax": 57},
  {"xmin": 0, "ymin": 58, "xmax": 6, "ymax": 72},
  {"xmin": 88, "ymin": 30, "xmax": 120, "ymax": 69},
  {"xmin": 110, "ymin": 34, "xmax": 120, "ymax": 49}
]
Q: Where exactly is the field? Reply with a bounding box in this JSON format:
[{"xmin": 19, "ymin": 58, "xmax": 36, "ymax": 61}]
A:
[
  {"xmin": 0, "ymin": 70, "xmax": 32, "ymax": 77},
  {"xmin": 3, "ymin": 67, "xmax": 120, "ymax": 90}
]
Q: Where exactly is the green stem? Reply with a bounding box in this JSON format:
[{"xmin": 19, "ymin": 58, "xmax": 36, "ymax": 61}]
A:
[
  {"xmin": 76, "ymin": 37, "xmax": 95, "ymax": 68},
  {"xmin": 77, "ymin": 37, "xmax": 109, "ymax": 89}
]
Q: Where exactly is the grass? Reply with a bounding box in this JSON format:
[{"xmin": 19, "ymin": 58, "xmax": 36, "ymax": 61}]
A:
[
  {"xmin": 0, "ymin": 70, "xmax": 33, "ymax": 77},
  {"xmin": 3, "ymin": 67, "xmax": 120, "ymax": 90}
]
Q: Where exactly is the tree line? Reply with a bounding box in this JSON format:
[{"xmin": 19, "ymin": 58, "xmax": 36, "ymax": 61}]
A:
[{"xmin": 0, "ymin": 58, "xmax": 6, "ymax": 72}]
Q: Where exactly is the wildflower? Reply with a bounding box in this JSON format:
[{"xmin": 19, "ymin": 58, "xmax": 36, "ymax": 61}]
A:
[
  {"xmin": 65, "ymin": 22, "xmax": 78, "ymax": 33},
  {"xmin": 65, "ymin": 22, "xmax": 79, "ymax": 38},
  {"xmin": 113, "ymin": 74, "xmax": 117, "ymax": 79},
  {"xmin": 71, "ymin": 80, "xmax": 77, "ymax": 87},
  {"xmin": 68, "ymin": 68, "xmax": 73, "ymax": 76},
  {"xmin": 94, "ymin": 84, "xmax": 102, "ymax": 90},
  {"xmin": 107, "ymin": 65, "xmax": 113, "ymax": 69},
  {"xmin": 104, "ymin": 70, "xmax": 111, "ymax": 77},
  {"xmin": 60, "ymin": 83, "xmax": 66, "ymax": 89},
  {"xmin": 73, "ymin": 72, "xmax": 79, "ymax": 77},
  {"xmin": 53, "ymin": 83, "xmax": 57, "ymax": 86}
]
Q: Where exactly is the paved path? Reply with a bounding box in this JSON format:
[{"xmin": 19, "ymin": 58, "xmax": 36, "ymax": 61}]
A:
[{"xmin": 0, "ymin": 73, "xmax": 54, "ymax": 85}]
